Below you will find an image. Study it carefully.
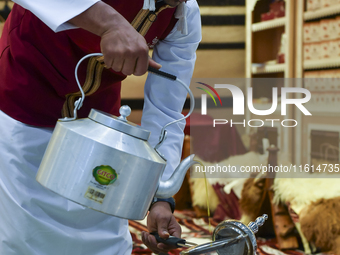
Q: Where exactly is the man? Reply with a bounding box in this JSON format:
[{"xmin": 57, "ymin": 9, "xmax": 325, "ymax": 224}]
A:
[{"xmin": 0, "ymin": 0, "xmax": 201, "ymax": 254}]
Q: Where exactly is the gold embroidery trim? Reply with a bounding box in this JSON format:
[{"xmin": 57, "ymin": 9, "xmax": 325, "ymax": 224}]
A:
[
  {"xmin": 139, "ymin": 5, "xmax": 170, "ymax": 36},
  {"xmin": 62, "ymin": 0, "xmax": 169, "ymax": 118}
]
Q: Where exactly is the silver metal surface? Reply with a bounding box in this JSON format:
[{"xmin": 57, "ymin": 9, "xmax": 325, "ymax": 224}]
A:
[
  {"xmin": 212, "ymin": 214, "xmax": 268, "ymax": 255},
  {"xmin": 88, "ymin": 109, "xmax": 150, "ymax": 141},
  {"xmin": 180, "ymin": 234, "xmax": 247, "ymax": 255},
  {"xmin": 155, "ymin": 154, "xmax": 199, "ymax": 198},
  {"xmin": 117, "ymin": 105, "xmax": 131, "ymax": 122},
  {"xmin": 60, "ymin": 98, "xmax": 82, "ymax": 122},
  {"xmin": 178, "ymin": 215, "xmax": 268, "ymax": 255},
  {"xmin": 37, "ymin": 118, "xmax": 165, "ymax": 220},
  {"xmin": 248, "ymin": 214, "xmax": 268, "ymax": 234}
]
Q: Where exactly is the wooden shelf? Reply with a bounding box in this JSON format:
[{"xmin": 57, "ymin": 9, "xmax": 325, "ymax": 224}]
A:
[
  {"xmin": 246, "ymin": 0, "xmax": 294, "ymax": 161},
  {"xmin": 304, "ymin": 58, "xmax": 340, "ymax": 70},
  {"xmin": 252, "ymin": 17, "xmax": 286, "ymax": 32},
  {"xmin": 252, "ymin": 63, "xmax": 285, "ymax": 74},
  {"xmin": 246, "ymin": 0, "xmax": 293, "ymax": 78},
  {"xmin": 304, "ymin": 4, "xmax": 340, "ymax": 21}
]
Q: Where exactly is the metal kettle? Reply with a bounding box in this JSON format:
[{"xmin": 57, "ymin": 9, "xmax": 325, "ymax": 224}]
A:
[{"xmin": 36, "ymin": 53, "xmax": 198, "ymax": 220}]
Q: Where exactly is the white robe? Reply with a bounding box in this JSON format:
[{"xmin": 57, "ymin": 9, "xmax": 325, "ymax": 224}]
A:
[{"xmin": 0, "ymin": 1, "xmax": 201, "ymax": 254}]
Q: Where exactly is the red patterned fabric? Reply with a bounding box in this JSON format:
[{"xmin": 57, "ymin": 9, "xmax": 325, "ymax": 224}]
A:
[
  {"xmin": 129, "ymin": 210, "xmax": 320, "ymax": 255},
  {"xmin": 212, "ymin": 183, "xmax": 241, "ymax": 222}
]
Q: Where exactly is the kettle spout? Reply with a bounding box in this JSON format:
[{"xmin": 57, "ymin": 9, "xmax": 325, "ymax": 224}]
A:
[{"xmin": 155, "ymin": 154, "xmax": 200, "ymax": 199}]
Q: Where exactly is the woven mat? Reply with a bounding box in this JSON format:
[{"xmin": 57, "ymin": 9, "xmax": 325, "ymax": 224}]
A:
[{"xmin": 128, "ymin": 210, "xmax": 323, "ymax": 255}]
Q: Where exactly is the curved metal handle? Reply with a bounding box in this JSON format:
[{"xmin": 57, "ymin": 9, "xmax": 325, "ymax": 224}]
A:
[
  {"xmin": 60, "ymin": 53, "xmax": 103, "ymax": 122},
  {"xmin": 73, "ymin": 53, "xmax": 195, "ymax": 148},
  {"xmin": 74, "ymin": 53, "xmax": 104, "ymax": 112},
  {"xmin": 154, "ymin": 77, "xmax": 195, "ymax": 152}
]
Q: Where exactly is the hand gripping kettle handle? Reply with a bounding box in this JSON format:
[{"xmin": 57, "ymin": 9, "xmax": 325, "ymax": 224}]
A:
[{"xmin": 73, "ymin": 53, "xmax": 195, "ymax": 153}]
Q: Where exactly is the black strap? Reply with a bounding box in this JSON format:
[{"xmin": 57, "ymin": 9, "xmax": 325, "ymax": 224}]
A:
[{"xmin": 149, "ymin": 197, "xmax": 176, "ymax": 213}]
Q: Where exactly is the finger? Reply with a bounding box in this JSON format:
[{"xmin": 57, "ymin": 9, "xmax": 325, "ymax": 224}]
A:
[
  {"xmin": 169, "ymin": 222, "xmax": 182, "ymax": 238},
  {"xmin": 103, "ymin": 56, "xmax": 114, "ymax": 70},
  {"xmin": 111, "ymin": 57, "xmax": 124, "ymax": 73},
  {"xmin": 142, "ymin": 232, "xmax": 162, "ymax": 254},
  {"xmin": 148, "ymin": 58, "xmax": 162, "ymax": 70},
  {"xmin": 147, "ymin": 234, "xmax": 163, "ymax": 254},
  {"xmin": 142, "ymin": 233, "xmax": 154, "ymax": 252},
  {"xmin": 158, "ymin": 230, "xmax": 170, "ymax": 241},
  {"xmin": 133, "ymin": 54, "xmax": 149, "ymax": 76},
  {"xmin": 157, "ymin": 242, "xmax": 177, "ymax": 252},
  {"xmin": 121, "ymin": 57, "xmax": 137, "ymax": 76},
  {"xmin": 147, "ymin": 234, "xmax": 159, "ymax": 247},
  {"xmin": 169, "ymin": 230, "xmax": 181, "ymax": 239},
  {"xmin": 141, "ymin": 231, "xmax": 148, "ymax": 244},
  {"xmin": 157, "ymin": 218, "xmax": 170, "ymax": 239},
  {"xmin": 144, "ymin": 232, "xmax": 177, "ymax": 253}
]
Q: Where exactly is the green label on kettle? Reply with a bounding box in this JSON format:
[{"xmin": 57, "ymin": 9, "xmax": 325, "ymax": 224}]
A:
[{"xmin": 92, "ymin": 165, "xmax": 118, "ymax": 185}]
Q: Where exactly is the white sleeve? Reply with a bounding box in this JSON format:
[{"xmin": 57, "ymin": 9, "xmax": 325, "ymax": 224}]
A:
[
  {"xmin": 141, "ymin": 0, "xmax": 201, "ymax": 181},
  {"xmin": 12, "ymin": 0, "xmax": 100, "ymax": 32}
]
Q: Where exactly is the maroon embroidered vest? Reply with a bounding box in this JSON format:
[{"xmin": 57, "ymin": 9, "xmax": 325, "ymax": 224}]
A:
[{"xmin": 0, "ymin": 1, "xmax": 178, "ymax": 126}]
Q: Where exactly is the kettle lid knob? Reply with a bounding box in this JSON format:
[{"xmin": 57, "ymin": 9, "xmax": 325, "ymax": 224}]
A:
[{"xmin": 118, "ymin": 105, "xmax": 131, "ymax": 122}]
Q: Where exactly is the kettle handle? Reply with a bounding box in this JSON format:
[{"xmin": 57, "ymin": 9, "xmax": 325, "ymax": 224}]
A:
[
  {"xmin": 152, "ymin": 73, "xmax": 195, "ymax": 152},
  {"xmin": 73, "ymin": 53, "xmax": 104, "ymax": 113},
  {"xmin": 73, "ymin": 53, "xmax": 195, "ymax": 149}
]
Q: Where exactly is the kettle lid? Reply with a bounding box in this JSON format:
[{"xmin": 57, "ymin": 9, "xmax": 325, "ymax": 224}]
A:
[{"xmin": 88, "ymin": 106, "xmax": 150, "ymax": 141}]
